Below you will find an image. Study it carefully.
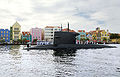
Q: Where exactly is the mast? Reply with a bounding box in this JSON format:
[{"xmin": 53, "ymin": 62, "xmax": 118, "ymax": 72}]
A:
[
  {"xmin": 68, "ymin": 22, "xmax": 69, "ymax": 32},
  {"xmin": 61, "ymin": 24, "xmax": 62, "ymax": 31}
]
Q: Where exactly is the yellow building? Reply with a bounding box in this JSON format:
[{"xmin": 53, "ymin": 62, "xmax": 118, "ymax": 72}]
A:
[
  {"xmin": 101, "ymin": 30, "xmax": 110, "ymax": 42},
  {"xmin": 90, "ymin": 27, "xmax": 110, "ymax": 43},
  {"xmin": 92, "ymin": 32, "xmax": 97, "ymax": 40},
  {"xmin": 11, "ymin": 21, "xmax": 21, "ymax": 41}
]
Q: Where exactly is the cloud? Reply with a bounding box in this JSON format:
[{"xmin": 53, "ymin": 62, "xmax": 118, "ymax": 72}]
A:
[{"xmin": 0, "ymin": 0, "xmax": 120, "ymax": 33}]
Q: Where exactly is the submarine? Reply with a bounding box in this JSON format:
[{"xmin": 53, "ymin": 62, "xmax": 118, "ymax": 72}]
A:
[{"xmin": 25, "ymin": 23, "xmax": 116, "ymax": 51}]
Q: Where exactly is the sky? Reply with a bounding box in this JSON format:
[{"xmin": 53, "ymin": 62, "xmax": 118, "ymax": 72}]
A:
[{"xmin": 0, "ymin": 0, "xmax": 120, "ymax": 33}]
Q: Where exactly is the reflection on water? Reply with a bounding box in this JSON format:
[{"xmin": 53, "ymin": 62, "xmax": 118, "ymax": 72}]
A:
[
  {"xmin": 53, "ymin": 49, "xmax": 77, "ymax": 77},
  {"xmin": 0, "ymin": 45, "xmax": 120, "ymax": 77}
]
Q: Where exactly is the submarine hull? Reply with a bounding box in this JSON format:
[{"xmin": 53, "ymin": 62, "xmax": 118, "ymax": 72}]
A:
[{"xmin": 25, "ymin": 44, "xmax": 116, "ymax": 50}]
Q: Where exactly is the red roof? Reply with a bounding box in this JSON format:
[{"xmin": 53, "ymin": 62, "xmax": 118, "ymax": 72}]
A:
[
  {"xmin": 78, "ymin": 30, "xmax": 85, "ymax": 32},
  {"xmin": 62, "ymin": 28, "xmax": 75, "ymax": 32},
  {"xmin": 22, "ymin": 32, "xmax": 31, "ymax": 35}
]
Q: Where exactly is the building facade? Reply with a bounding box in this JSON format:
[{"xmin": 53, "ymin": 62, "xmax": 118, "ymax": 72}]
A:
[
  {"xmin": 10, "ymin": 21, "xmax": 21, "ymax": 41},
  {"xmin": 22, "ymin": 32, "xmax": 32, "ymax": 42},
  {"xmin": 0, "ymin": 29, "xmax": 10, "ymax": 42},
  {"xmin": 101, "ymin": 30, "xmax": 110, "ymax": 42},
  {"xmin": 77, "ymin": 30, "xmax": 86, "ymax": 40},
  {"xmin": 90, "ymin": 27, "xmax": 110, "ymax": 43},
  {"xmin": 44, "ymin": 26, "xmax": 61, "ymax": 42},
  {"xmin": 30, "ymin": 27, "xmax": 42, "ymax": 42},
  {"xmin": 76, "ymin": 30, "xmax": 86, "ymax": 44}
]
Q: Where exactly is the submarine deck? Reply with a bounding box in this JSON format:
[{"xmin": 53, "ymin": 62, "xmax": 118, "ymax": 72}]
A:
[{"xmin": 24, "ymin": 44, "xmax": 116, "ymax": 50}]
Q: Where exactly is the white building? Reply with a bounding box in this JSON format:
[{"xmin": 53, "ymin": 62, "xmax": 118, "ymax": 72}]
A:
[{"xmin": 44, "ymin": 26, "xmax": 61, "ymax": 43}]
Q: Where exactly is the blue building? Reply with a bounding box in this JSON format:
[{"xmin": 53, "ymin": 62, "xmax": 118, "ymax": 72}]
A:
[
  {"xmin": 76, "ymin": 30, "xmax": 86, "ymax": 44},
  {"xmin": 0, "ymin": 29, "xmax": 10, "ymax": 42}
]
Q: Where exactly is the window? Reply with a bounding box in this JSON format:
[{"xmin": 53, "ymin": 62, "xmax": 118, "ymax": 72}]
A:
[
  {"xmin": 14, "ymin": 32, "xmax": 19, "ymax": 34},
  {"xmin": 7, "ymin": 35, "xmax": 8, "ymax": 36},
  {"xmin": 4, "ymin": 35, "xmax": 5, "ymax": 36},
  {"xmin": 1, "ymin": 31, "xmax": 3, "ymax": 33},
  {"xmin": 14, "ymin": 36, "xmax": 19, "ymax": 38},
  {"xmin": 7, "ymin": 38, "xmax": 8, "ymax": 40},
  {"xmin": 14, "ymin": 28, "xmax": 19, "ymax": 30},
  {"xmin": 7, "ymin": 31, "xmax": 8, "ymax": 33},
  {"xmin": 4, "ymin": 31, "xmax": 5, "ymax": 33}
]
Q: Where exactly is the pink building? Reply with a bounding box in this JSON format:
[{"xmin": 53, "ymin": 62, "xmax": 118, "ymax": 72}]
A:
[{"xmin": 30, "ymin": 27, "xmax": 42, "ymax": 42}]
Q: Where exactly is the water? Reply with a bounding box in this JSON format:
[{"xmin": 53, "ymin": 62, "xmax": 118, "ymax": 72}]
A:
[{"xmin": 0, "ymin": 44, "xmax": 120, "ymax": 77}]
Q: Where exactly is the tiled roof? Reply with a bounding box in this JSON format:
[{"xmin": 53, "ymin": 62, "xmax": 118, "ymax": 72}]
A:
[
  {"xmin": 62, "ymin": 28, "xmax": 75, "ymax": 32},
  {"xmin": 22, "ymin": 32, "xmax": 31, "ymax": 35},
  {"xmin": 78, "ymin": 30, "xmax": 85, "ymax": 32}
]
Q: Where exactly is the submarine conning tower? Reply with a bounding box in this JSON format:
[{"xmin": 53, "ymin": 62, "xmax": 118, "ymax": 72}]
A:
[
  {"xmin": 54, "ymin": 32, "xmax": 79, "ymax": 45},
  {"xmin": 54, "ymin": 22, "xmax": 79, "ymax": 45}
]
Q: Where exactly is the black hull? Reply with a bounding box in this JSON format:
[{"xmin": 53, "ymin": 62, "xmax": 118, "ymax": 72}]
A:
[{"xmin": 25, "ymin": 44, "xmax": 116, "ymax": 50}]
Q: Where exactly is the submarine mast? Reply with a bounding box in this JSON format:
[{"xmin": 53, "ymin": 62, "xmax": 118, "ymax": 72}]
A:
[{"xmin": 68, "ymin": 22, "xmax": 69, "ymax": 32}]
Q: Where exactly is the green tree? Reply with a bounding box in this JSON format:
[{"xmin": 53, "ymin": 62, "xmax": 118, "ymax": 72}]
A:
[
  {"xmin": 0, "ymin": 39, "xmax": 5, "ymax": 44},
  {"xmin": 103, "ymin": 37, "xmax": 107, "ymax": 43},
  {"xmin": 22, "ymin": 38, "xmax": 27, "ymax": 44},
  {"xmin": 33, "ymin": 39, "xmax": 38, "ymax": 44},
  {"xmin": 86, "ymin": 37, "xmax": 89, "ymax": 41},
  {"xmin": 110, "ymin": 33, "xmax": 120, "ymax": 39},
  {"xmin": 17, "ymin": 39, "xmax": 22, "ymax": 44}
]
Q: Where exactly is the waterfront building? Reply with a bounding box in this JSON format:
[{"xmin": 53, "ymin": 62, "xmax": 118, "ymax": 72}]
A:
[
  {"xmin": 101, "ymin": 30, "xmax": 110, "ymax": 42},
  {"xmin": 0, "ymin": 29, "xmax": 10, "ymax": 42},
  {"xmin": 90, "ymin": 27, "xmax": 110, "ymax": 43},
  {"xmin": 44, "ymin": 26, "xmax": 61, "ymax": 42},
  {"xmin": 22, "ymin": 32, "xmax": 32, "ymax": 42},
  {"xmin": 30, "ymin": 27, "xmax": 42, "ymax": 42},
  {"xmin": 10, "ymin": 21, "xmax": 21, "ymax": 41},
  {"xmin": 76, "ymin": 30, "xmax": 86, "ymax": 44}
]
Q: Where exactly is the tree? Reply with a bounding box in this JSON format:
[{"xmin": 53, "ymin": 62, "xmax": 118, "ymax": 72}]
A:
[
  {"xmin": 103, "ymin": 37, "xmax": 107, "ymax": 43},
  {"xmin": 22, "ymin": 38, "xmax": 27, "ymax": 44},
  {"xmin": 86, "ymin": 37, "xmax": 89, "ymax": 41},
  {"xmin": 33, "ymin": 39, "xmax": 38, "ymax": 44},
  {"xmin": 110, "ymin": 33, "xmax": 120, "ymax": 39},
  {"xmin": 17, "ymin": 39, "xmax": 22, "ymax": 44},
  {"xmin": 0, "ymin": 39, "xmax": 5, "ymax": 44}
]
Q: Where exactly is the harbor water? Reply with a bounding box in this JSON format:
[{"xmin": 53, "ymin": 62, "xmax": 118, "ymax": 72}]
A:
[{"xmin": 0, "ymin": 44, "xmax": 120, "ymax": 77}]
